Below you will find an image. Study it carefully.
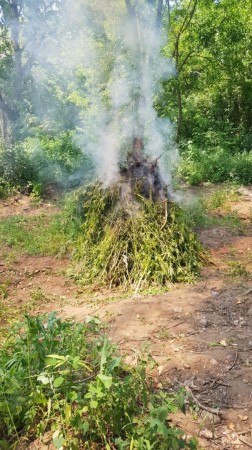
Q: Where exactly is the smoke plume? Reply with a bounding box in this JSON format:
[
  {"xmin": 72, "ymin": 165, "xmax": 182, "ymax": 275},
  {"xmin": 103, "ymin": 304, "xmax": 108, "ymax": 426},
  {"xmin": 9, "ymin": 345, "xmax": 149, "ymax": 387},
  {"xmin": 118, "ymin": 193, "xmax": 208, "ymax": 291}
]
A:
[{"xmin": 22, "ymin": 0, "xmax": 177, "ymax": 187}]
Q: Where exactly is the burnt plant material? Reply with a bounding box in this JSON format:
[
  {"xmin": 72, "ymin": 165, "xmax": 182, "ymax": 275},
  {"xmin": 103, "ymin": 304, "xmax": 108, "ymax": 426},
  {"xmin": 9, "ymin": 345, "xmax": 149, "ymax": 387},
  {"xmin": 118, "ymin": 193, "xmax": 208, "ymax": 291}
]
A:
[
  {"xmin": 69, "ymin": 182, "xmax": 206, "ymax": 290},
  {"xmin": 121, "ymin": 138, "xmax": 168, "ymax": 202}
]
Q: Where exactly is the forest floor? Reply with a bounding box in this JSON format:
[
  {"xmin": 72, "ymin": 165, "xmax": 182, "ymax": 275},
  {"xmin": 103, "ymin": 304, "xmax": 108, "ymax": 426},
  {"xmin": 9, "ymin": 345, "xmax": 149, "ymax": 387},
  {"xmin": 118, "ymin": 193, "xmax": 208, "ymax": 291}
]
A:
[{"xmin": 0, "ymin": 185, "xmax": 252, "ymax": 450}]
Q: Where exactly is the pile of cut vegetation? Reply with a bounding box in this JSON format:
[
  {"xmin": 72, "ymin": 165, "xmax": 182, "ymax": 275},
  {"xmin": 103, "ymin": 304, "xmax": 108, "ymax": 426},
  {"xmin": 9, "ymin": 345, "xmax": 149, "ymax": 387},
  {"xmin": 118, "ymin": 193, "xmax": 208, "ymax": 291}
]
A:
[{"xmin": 68, "ymin": 147, "xmax": 205, "ymax": 290}]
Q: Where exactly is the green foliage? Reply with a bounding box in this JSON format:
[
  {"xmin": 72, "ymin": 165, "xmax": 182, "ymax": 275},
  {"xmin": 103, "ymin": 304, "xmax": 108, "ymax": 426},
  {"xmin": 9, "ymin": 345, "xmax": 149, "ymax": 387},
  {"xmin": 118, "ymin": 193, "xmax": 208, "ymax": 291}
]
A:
[
  {"xmin": 67, "ymin": 184, "xmax": 206, "ymax": 289},
  {"xmin": 183, "ymin": 187, "xmax": 245, "ymax": 230},
  {"xmin": 0, "ymin": 179, "xmax": 14, "ymax": 199},
  {"xmin": 0, "ymin": 314, "xmax": 197, "ymax": 449},
  {"xmin": 178, "ymin": 140, "xmax": 252, "ymax": 185},
  {"xmin": 159, "ymin": 0, "xmax": 252, "ymax": 182},
  {"xmin": 25, "ymin": 132, "xmax": 94, "ymax": 185},
  {"xmin": 0, "ymin": 133, "xmax": 94, "ymax": 194},
  {"xmin": 0, "ymin": 141, "xmax": 38, "ymax": 190},
  {"xmin": 163, "ymin": 0, "xmax": 252, "ymax": 137},
  {"xmin": 1, "ymin": 0, "xmax": 251, "ymax": 188}
]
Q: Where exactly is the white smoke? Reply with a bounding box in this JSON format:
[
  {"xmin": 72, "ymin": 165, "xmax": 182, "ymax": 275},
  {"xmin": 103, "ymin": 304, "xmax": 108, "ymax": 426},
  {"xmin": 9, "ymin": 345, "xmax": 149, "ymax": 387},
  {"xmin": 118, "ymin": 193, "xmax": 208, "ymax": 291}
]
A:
[{"xmin": 21, "ymin": 0, "xmax": 178, "ymax": 186}]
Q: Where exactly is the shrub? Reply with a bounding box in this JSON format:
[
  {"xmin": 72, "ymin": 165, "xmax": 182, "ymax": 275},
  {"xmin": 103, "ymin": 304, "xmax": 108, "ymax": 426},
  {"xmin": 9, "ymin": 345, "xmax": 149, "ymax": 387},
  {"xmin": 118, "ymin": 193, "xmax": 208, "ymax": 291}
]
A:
[
  {"xmin": 23, "ymin": 132, "xmax": 95, "ymax": 189},
  {"xmin": 0, "ymin": 314, "xmax": 197, "ymax": 449},
  {"xmin": 0, "ymin": 133, "xmax": 95, "ymax": 195},
  {"xmin": 0, "ymin": 141, "xmax": 38, "ymax": 190},
  {"xmin": 179, "ymin": 140, "xmax": 252, "ymax": 185}
]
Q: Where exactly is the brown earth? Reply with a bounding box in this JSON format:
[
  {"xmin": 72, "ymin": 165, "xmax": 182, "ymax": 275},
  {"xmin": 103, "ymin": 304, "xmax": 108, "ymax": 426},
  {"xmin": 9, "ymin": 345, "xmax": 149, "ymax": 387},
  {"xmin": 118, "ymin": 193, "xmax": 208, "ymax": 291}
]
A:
[{"xmin": 0, "ymin": 186, "xmax": 252, "ymax": 450}]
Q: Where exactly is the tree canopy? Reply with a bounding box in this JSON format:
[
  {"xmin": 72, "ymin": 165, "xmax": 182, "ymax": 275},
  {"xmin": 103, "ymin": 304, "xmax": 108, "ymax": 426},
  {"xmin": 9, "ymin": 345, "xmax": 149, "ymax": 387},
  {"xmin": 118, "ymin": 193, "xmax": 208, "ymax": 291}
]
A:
[{"xmin": 0, "ymin": 0, "xmax": 251, "ymax": 188}]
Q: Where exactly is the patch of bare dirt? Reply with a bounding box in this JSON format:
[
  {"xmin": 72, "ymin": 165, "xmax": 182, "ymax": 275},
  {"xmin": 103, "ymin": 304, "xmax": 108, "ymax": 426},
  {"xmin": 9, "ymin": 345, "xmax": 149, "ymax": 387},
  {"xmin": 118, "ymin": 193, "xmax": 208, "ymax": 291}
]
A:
[
  {"xmin": 0, "ymin": 193, "xmax": 60, "ymax": 218},
  {"xmin": 227, "ymin": 186, "xmax": 252, "ymax": 221},
  {"xmin": 1, "ymin": 189, "xmax": 252, "ymax": 449},
  {"xmin": 0, "ymin": 255, "xmax": 79, "ymax": 316}
]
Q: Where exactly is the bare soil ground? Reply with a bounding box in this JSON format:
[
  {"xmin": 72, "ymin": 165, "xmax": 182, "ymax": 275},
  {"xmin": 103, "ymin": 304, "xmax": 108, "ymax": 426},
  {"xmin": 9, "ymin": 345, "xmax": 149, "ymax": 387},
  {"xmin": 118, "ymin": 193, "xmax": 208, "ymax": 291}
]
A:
[{"xmin": 0, "ymin": 187, "xmax": 252, "ymax": 450}]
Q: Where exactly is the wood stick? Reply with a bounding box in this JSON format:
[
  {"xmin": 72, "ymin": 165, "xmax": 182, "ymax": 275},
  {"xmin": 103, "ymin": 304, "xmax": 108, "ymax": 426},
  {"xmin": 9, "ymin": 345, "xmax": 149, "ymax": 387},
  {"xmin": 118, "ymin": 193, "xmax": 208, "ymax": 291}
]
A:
[
  {"xmin": 186, "ymin": 387, "xmax": 224, "ymax": 418},
  {"xmin": 238, "ymin": 436, "xmax": 252, "ymax": 448},
  {"xmin": 227, "ymin": 350, "xmax": 238, "ymax": 371},
  {"xmin": 244, "ymin": 288, "xmax": 252, "ymax": 296}
]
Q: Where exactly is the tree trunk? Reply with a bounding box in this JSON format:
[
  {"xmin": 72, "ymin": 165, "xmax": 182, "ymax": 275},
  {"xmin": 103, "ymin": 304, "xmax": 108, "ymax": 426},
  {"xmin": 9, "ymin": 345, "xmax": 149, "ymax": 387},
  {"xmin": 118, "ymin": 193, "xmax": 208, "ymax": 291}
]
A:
[
  {"xmin": 10, "ymin": 0, "xmax": 23, "ymax": 103},
  {"xmin": 0, "ymin": 111, "xmax": 11, "ymax": 144},
  {"xmin": 0, "ymin": 93, "xmax": 19, "ymax": 123}
]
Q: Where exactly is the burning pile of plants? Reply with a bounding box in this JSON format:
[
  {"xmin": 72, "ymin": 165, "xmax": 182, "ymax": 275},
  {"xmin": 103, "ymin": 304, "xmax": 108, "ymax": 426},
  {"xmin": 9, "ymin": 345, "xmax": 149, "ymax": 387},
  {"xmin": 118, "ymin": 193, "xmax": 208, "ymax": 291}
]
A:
[{"xmin": 67, "ymin": 141, "xmax": 205, "ymax": 291}]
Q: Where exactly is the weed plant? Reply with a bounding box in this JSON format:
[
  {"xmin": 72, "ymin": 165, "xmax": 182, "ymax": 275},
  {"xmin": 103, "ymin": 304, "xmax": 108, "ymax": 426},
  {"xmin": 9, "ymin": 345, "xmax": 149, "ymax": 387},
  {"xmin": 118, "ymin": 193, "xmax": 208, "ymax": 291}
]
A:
[
  {"xmin": 179, "ymin": 141, "xmax": 252, "ymax": 185},
  {"xmin": 0, "ymin": 314, "xmax": 197, "ymax": 449},
  {"xmin": 66, "ymin": 183, "xmax": 206, "ymax": 290},
  {"xmin": 183, "ymin": 187, "xmax": 246, "ymax": 231},
  {"xmin": 0, "ymin": 133, "xmax": 95, "ymax": 197}
]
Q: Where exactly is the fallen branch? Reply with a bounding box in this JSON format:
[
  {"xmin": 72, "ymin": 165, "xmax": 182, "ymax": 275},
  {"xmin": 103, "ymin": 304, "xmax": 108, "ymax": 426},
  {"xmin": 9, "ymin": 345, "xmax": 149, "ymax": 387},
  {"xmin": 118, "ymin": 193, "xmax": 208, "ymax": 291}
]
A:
[
  {"xmin": 226, "ymin": 404, "xmax": 249, "ymax": 409},
  {"xmin": 186, "ymin": 387, "xmax": 225, "ymax": 418},
  {"xmin": 166, "ymin": 320, "xmax": 185, "ymax": 330},
  {"xmin": 227, "ymin": 350, "xmax": 238, "ymax": 372},
  {"xmin": 244, "ymin": 288, "xmax": 252, "ymax": 296},
  {"xmin": 238, "ymin": 436, "xmax": 252, "ymax": 448},
  {"xmin": 75, "ymin": 374, "xmax": 96, "ymax": 384}
]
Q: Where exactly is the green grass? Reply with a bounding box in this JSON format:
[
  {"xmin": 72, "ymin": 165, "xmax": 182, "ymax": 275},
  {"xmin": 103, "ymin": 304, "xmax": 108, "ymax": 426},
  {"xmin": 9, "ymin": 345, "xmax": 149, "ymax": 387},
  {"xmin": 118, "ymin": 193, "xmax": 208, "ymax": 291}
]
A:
[
  {"xmin": 206, "ymin": 186, "xmax": 241, "ymax": 209},
  {"xmin": 227, "ymin": 261, "xmax": 250, "ymax": 280},
  {"xmin": 0, "ymin": 314, "xmax": 197, "ymax": 450},
  {"xmin": 183, "ymin": 187, "xmax": 246, "ymax": 231},
  {"xmin": 0, "ymin": 213, "xmax": 73, "ymax": 258},
  {"xmin": 184, "ymin": 200, "xmax": 244, "ymax": 230}
]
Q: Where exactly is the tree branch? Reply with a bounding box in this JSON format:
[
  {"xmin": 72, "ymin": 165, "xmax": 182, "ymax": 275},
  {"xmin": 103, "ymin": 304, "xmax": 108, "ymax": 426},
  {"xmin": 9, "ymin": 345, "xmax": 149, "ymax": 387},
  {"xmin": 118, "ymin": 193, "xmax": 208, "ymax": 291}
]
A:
[
  {"xmin": 175, "ymin": 0, "xmax": 198, "ymax": 45},
  {"xmin": 178, "ymin": 50, "xmax": 194, "ymax": 72},
  {"xmin": 181, "ymin": 0, "xmax": 198, "ymax": 35}
]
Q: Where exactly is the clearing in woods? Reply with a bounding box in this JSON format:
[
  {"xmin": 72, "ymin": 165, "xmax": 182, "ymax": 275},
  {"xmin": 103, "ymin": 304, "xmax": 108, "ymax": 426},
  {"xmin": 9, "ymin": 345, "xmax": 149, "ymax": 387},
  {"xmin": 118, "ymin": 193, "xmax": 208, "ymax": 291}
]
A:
[{"xmin": 0, "ymin": 185, "xmax": 252, "ymax": 450}]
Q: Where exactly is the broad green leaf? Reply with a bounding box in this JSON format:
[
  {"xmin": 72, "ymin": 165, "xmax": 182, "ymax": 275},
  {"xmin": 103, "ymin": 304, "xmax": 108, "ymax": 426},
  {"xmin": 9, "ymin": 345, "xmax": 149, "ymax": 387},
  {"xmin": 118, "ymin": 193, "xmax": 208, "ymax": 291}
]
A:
[
  {"xmin": 68, "ymin": 391, "xmax": 78, "ymax": 401},
  {"xmin": 156, "ymin": 406, "xmax": 169, "ymax": 422},
  {"xmin": 176, "ymin": 392, "xmax": 186, "ymax": 414},
  {"xmin": 45, "ymin": 358, "xmax": 62, "ymax": 367},
  {"xmin": 109, "ymin": 357, "xmax": 121, "ymax": 372},
  {"xmin": 97, "ymin": 374, "xmax": 113, "ymax": 389},
  {"xmin": 80, "ymin": 420, "xmax": 89, "ymax": 435},
  {"xmin": 90, "ymin": 400, "xmax": 98, "ymax": 409},
  {"xmin": 53, "ymin": 376, "xmax": 64, "ymax": 388}
]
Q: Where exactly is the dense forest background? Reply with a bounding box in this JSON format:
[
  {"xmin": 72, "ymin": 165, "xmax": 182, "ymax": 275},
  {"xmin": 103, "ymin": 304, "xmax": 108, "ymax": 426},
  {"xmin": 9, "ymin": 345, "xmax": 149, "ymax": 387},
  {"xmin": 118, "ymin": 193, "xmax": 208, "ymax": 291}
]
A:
[{"xmin": 0, "ymin": 0, "xmax": 251, "ymax": 196}]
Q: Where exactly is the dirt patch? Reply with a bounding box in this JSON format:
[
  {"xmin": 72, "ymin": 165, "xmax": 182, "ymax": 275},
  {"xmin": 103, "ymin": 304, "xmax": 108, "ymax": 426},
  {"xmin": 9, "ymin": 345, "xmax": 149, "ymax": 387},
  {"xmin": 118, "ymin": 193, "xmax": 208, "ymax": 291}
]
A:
[
  {"xmin": 0, "ymin": 194, "xmax": 60, "ymax": 218},
  {"xmin": 1, "ymin": 189, "xmax": 252, "ymax": 449},
  {"xmin": 227, "ymin": 186, "xmax": 252, "ymax": 221},
  {"xmin": 0, "ymin": 255, "xmax": 79, "ymax": 314}
]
